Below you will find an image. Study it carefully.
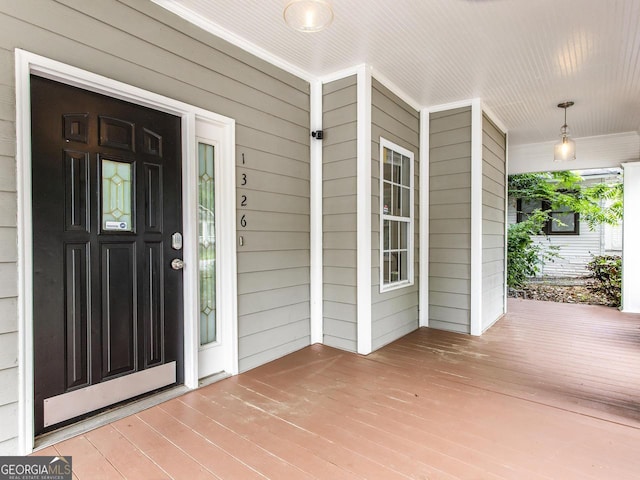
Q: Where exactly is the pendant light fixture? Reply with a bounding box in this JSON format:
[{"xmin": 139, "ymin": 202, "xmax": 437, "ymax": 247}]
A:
[
  {"xmin": 553, "ymin": 101, "xmax": 576, "ymax": 162},
  {"xmin": 284, "ymin": 0, "xmax": 334, "ymax": 32}
]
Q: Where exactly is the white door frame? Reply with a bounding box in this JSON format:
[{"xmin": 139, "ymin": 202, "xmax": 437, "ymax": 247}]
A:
[{"xmin": 15, "ymin": 49, "xmax": 238, "ymax": 454}]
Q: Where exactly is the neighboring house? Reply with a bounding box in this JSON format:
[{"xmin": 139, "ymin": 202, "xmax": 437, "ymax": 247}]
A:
[{"xmin": 507, "ymin": 170, "xmax": 623, "ymax": 277}]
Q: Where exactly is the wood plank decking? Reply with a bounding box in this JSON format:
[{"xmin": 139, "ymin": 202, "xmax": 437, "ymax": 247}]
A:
[{"xmin": 35, "ymin": 299, "xmax": 640, "ymax": 479}]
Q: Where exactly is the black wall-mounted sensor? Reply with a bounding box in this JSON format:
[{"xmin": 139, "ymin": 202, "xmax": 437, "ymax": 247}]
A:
[{"xmin": 311, "ymin": 130, "xmax": 323, "ymax": 140}]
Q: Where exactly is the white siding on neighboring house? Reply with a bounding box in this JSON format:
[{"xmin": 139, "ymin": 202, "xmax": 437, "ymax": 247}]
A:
[
  {"xmin": 507, "ymin": 174, "xmax": 623, "ymax": 277},
  {"xmin": 605, "ymin": 221, "xmax": 623, "ymax": 252}
]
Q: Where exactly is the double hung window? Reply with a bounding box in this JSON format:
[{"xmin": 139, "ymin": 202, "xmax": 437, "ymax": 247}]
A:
[{"xmin": 380, "ymin": 138, "xmax": 414, "ymax": 291}]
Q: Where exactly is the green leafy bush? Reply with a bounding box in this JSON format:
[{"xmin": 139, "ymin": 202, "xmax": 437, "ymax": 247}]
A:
[
  {"xmin": 507, "ymin": 211, "xmax": 558, "ymax": 289},
  {"xmin": 586, "ymin": 255, "xmax": 622, "ymax": 307}
]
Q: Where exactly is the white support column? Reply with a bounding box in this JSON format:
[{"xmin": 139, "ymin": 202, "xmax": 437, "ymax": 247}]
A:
[
  {"xmin": 622, "ymin": 162, "xmax": 640, "ymax": 312},
  {"xmin": 309, "ymin": 80, "xmax": 323, "ymax": 344},
  {"xmin": 356, "ymin": 65, "xmax": 372, "ymax": 354},
  {"xmin": 470, "ymin": 99, "xmax": 483, "ymax": 336},
  {"xmin": 419, "ymin": 109, "xmax": 430, "ymax": 327}
]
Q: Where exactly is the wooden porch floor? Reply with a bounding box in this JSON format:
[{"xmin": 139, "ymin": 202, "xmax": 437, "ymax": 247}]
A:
[{"xmin": 36, "ymin": 299, "xmax": 640, "ymax": 479}]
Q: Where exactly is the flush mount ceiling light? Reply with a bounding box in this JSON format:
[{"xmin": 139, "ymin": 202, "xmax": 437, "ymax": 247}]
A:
[
  {"xmin": 553, "ymin": 101, "xmax": 576, "ymax": 162},
  {"xmin": 284, "ymin": 0, "xmax": 334, "ymax": 32}
]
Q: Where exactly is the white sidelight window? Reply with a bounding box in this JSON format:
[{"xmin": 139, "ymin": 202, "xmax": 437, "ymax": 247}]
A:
[{"xmin": 380, "ymin": 138, "xmax": 414, "ymax": 292}]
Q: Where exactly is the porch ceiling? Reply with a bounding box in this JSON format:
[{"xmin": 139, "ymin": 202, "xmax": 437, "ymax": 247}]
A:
[
  {"xmin": 36, "ymin": 299, "xmax": 640, "ymax": 478},
  {"xmin": 154, "ymin": 0, "xmax": 640, "ymax": 148}
]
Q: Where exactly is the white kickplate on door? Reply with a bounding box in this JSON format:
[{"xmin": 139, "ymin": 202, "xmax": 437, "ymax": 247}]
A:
[{"xmin": 43, "ymin": 362, "xmax": 176, "ymax": 428}]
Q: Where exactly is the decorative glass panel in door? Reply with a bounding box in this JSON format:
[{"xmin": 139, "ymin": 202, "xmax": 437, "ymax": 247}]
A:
[
  {"xmin": 198, "ymin": 142, "xmax": 216, "ymax": 345},
  {"xmin": 101, "ymin": 158, "xmax": 133, "ymax": 231}
]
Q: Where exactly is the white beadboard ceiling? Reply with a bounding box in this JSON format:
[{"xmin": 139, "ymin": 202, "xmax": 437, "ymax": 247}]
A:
[{"xmin": 155, "ymin": 0, "xmax": 640, "ymax": 147}]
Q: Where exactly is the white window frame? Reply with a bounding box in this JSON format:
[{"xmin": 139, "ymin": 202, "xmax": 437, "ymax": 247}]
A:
[{"xmin": 379, "ymin": 137, "xmax": 414, "ymax": 292}]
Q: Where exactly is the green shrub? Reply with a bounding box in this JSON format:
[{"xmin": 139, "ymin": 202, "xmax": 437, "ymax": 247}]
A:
[
  {"xmin": 586, "ymin": 255, "xmax": 622, "ymax": 307},
  {"xmin": 507, "ymin": 211, "xmax": 558, "ymax": 289}
]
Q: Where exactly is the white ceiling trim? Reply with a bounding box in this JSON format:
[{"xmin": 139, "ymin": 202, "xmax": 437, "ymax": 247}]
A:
[
  {"xmin": 426, "ymin": 99, "xmax": 475, "ymax": 114},
  {"xmin": 150, "ymin": 0, "xmax": 315, "ymax": 82},
  {"xmin": 371, "ymin": 67, "xmax": 421, "ymax": 112},
  {"xmin": 319, "ymin": 64, "xmax": 363, "ymax": 84},
  {"xmin": 481, "ymin": 103, "xmax": 509, "ymax": 137}
]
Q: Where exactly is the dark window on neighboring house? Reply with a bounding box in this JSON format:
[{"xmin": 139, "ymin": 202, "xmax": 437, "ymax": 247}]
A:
[{"xmin": 516, "ymin": 199, "xmax": 580, "ymax": 235}]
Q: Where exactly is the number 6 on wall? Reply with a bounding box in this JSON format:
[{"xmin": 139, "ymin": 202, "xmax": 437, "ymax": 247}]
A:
[{"xmin": 240, "ymin": 215, "xmax": 247, "ymax": 228}]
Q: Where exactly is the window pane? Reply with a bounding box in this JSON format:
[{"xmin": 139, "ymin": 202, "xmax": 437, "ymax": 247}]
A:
[
  {"xmin": 198, "ymin": 143, "xmax": 216, "ymax": 346},
  {"xmin": 399, "ymin": 251, "xmax": 408, "ymax": 281},
  {"xmin": 550, "ymin": 212, "xmax": 575, "ymax": 232},
  {"xmin": 521, "ymin": 199, "xmax": 541, "ymax": 215},
  {"xmin": 390, "ymin": 252, "xmax": 399, "ymax": 282},
  {"xmin": 102, "ymin": 159, "xmax": 133, "ymax": 231},
  {"xmin": 402, "ymin": 155, "xmax": 411, "ymax": 187},
  {"xmin": 383, "ymin": 181, "xmax": 391, "ymax": 215},
  {"xmin": 383, "ymin": 147, "xmax": 392, "ymax": 181},
  {"xmin": 399, "ymin": 221, "xmax": 408, "ymax": 249},
  {"xmin": 391, "ymin": 220, "xmax": 399, "ymax": 249},
  {"xmin": 393, "ymin": 151, "xmax": 402, "ymax": 184},
  {"xmin": 401, "ymin": 187, "xmax": 410, "ymax": 217},
  {"xmin": 383, "ymin": 219, "xmax": 390, "ymax": 250},
  {"xmin": 392, "ymin": 184, "xmax": 402, "ymax": 216},
  {"xmin": 383, "ymin": 252, "xmax": 390, "ymax": 284}
]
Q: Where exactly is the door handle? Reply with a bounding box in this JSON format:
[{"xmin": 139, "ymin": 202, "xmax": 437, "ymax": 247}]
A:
[{"xmin": 171, "ymin": 258, "xmax": 185, "ymax": 270}]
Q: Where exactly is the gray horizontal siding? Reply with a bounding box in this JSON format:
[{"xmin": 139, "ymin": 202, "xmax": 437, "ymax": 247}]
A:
[
  {"xmin": 429, "ymin": 107, "xmax": 471, "ymax": 334},
  {"xmin": 323, "ymin": 75, "xmax": 358, "ymax": 352},
  {"xmin": 371, "ymin": 78, "xmax": 420, "ymax": 350},
  {"xmin": 0, "ymin": 46, "xmax": 16, "ymax": 451},
  {"xmin": 0, "ymin": 0, "xmax": 313, "ymax": 450},
  {"xmin": 482, "ymin": 114, "xmax": 506, "ymax": 332}
]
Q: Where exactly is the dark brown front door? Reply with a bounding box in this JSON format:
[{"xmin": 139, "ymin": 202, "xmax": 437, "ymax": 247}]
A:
[{"xmin": 31, "ymin": 76, "xmax": 183, "ymax": 435}]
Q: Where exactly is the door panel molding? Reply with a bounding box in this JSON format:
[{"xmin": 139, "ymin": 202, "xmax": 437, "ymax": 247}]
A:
[
  {"xmin": 64, "ymin": 242, "xmax": 90, "ymax": 390},
  {"xmin": 15, "ymin": 49, "xmax": 238, "ymax": 455},
  {"xmin": 101, "ymin": 242, "xmax": 138, "ymax": 379}
]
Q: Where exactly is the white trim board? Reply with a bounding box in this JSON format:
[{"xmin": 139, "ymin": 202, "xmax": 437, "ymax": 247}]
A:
[
  {"xmin": 320, "ymin": 64, "xmax": 421, "ymax": 112},
  {"xmin": 470, "ymin": 98, "xmax": 483, "ymax": 336},
  {"xmin": 503, "ymin": 131, "xmax": 510, "ymax": 314},
  {"xmin": 15, "ymin": 49, "xmax": 238, "ymax": 454},
  {"xmin": 481, "ymin": 104, "xmax": 509, "ymax": 138},
  {"xmin": 309, "ymin": 79, "xmax": 323, "ymax": 344},
  {"xmin": 426, "ymin": 99, "xmax": 474, "ymax": 113},
  {"xmin": 150, "ymin": 0, "xmax": 314, "ymax": 82},
  {"xmin": 419, "ymin": 109, "xmax": 430, "ymax": 327},
  {"xmin": 621, "ymin": 162, "xmax": 640, "ymax": 313},
  {"xmin": 356, "ymin": 64, "xmax": 373, "ymax": 355}
]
